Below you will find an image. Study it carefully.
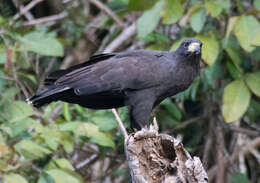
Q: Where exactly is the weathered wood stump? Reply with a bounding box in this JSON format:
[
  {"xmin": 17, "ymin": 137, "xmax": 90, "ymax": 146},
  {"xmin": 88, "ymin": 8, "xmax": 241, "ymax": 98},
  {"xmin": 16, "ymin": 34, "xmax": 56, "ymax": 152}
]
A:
[{"xmin": 125, "ymin": 130, "xmax": 208, "ymax": 183}]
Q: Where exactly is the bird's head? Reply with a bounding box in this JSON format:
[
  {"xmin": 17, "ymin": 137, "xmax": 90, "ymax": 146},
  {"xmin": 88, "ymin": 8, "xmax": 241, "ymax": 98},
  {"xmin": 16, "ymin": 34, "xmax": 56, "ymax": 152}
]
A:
[{"xmin": 177, "ymin": 38, "xmax": 202, "ymax": 57}]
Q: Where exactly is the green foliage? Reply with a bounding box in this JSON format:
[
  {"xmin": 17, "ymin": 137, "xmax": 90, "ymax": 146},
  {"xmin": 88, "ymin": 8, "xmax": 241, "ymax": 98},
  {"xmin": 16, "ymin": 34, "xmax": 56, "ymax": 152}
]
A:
[
  {"xmin": 190, "ymin": 7, "xmax": 206, "ymax": 33},
  {"xmin": 0, "ymin": 0, "xmax": 260, "ymax": 182},
  {"xmin": 162, "ymin": 0, "xmax": 184, "ymax": 24},
  {"xmin": 137, "ymin": 1, "xmax": 164, "ymax": 38},
  {"xmin": 222, "ymin": 80, "xmax": 251, "ymax": 122},
  {"xmin": 15, "ymin": 140, "xmax": 52, "ymax": 160},
  {"xmin": 46, "ymin": 169, "xmax": 84, "ymax": 183},
  {"xmin": 18, "ymin": 31, "xmax": 64, "ymax": 56},
  {"xmin": 4, "ymin": 173, "xmax": 28, "ymax": 183},
  {"xmin": 232, "ymin": 173, "xmax": 251, "ymax": 183},
  {"xmin": 196, "ymin": 35, "xmax": 219, "ymax": 65},
  {"xmin": 245, "ymin": 72, "xmax": 260, "ymax": 97},
  {"xmin": 234, "ymin": 15, "xmax": 260, "ymax": 52}
]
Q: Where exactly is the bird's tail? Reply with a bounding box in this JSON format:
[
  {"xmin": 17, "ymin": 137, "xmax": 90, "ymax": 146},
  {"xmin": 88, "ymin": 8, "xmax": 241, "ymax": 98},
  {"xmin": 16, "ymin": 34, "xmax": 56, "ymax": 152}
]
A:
[{"xmin": 27, "ymin": 86, "xmax": 70, "ymax": 108}]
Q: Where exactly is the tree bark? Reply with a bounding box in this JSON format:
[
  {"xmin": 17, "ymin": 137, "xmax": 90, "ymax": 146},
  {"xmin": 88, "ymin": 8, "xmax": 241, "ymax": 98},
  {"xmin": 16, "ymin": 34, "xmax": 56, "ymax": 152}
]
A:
[{"xmin": 125, "ymin": 131, "xmax": 208, "ymax": 183}]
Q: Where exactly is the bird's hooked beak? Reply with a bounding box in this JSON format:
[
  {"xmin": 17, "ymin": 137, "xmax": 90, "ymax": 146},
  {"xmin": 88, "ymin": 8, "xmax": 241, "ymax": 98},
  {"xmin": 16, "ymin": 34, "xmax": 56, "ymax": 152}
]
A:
[{"xmin": 188, "ymin": 42, "xmax": 201, "ymax": 53}]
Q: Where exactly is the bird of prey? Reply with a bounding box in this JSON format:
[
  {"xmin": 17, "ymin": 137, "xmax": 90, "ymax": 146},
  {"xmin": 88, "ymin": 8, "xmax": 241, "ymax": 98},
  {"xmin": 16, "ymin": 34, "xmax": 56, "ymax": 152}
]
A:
[{"xmin": 28, "ymin": 38, "xmax": 202, "ymax": 130}]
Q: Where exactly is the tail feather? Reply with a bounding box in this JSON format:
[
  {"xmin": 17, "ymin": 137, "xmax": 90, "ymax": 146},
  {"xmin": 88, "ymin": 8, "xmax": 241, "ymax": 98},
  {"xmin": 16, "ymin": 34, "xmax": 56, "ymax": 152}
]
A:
[{"xmin": 27, "ymin": 86, "xmax": 71, "ymax": 108}]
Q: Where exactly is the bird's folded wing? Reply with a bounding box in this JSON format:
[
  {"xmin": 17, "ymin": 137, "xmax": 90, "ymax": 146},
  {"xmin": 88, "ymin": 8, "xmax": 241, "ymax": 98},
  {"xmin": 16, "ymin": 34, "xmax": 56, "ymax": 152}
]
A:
[{"xmin": 54, "ymin": 55, "xmax": 162, "ymax": 96}]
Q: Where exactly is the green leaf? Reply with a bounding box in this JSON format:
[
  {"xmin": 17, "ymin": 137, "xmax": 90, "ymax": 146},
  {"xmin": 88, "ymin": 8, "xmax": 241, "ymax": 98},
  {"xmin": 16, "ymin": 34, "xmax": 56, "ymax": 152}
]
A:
[
  {"xmin": 40, "ymin": 124, "xmax": 60, "ymax": 151},
  {"xmin": 7, "ymin": 118, "xmax": 39, "ymax": 137},
  {"xmin": 62, "ymin": 103, "xmax": 72, "ymax": 121},
  {"xmin": 226, "ymin": 61, "xmax": 239, "ymax": 79},
  {"xmin": 225, "ymin": 36, "xmax": 243, "ymax": 70},
  {"xmin": 54, "ymin": 158, "xmax": 74, "ymax": 171},
  {"xmin": 161, "ymin": 98, "xmax": 182, "ymax": 120},
  {"xmin": 14, "ymin": 140, "xmax": 51, "ymax": 160},
  {"xmin": 196, "ymin": 35, "xmax": 219, "ymax": 65},
  {"xmin": 18, "ymin": 31, "xmax": 64, "ymax": 56},
  {"xmin": 234, "ymin": 15, "xmax": 260, "ymax": 52},
  {"xmin": 47, "ymin": 169, "xmax": 84, "ymax": 183},
  {"xmin": 137, "ymin": 1, "xmax": 164, "ymax": 38},
  {"xmin": 245, "ymin": 72, "xmax": 260, "ymax": 97},
  {"xmin": 232, "ymin": 173, "xmax": 250, "ymax": 183},
  {"xmin": 8, "ymin": 101, "xmax": 34, "ymax": 123},
  {"xmin": 5, "ymin": 174, "xmax": 28, "ymax": 183},
  {"xmin": 224, "ymin": 16, "xmax": 239, "ymax": 44},
  {"xmin": 205, "ymin": 0, "xmax": 223, "ymax": 17},
  {"xmin": 162, "ymin": 0, "xmax": 184, "ymax": 24},
  {"xmin": 254, "ymin": 0, "xmax": 260, "ymax": 10},
  {"xmin": 128, "ymin": 0, "xmax": 158, "ymax": 10},
  {"xmin": 38, "ymin": 172, "xmax": 55, "ymax": 183},
  {"xmin": 190, "ymin": 7, "xmax": 207, "ymax": 33},
  {"xmin": 60, "ymin": 121, "xmax": 82, "ymax": 132},
  {"xmin": 61, "ymin": 138, "xmax": 74, "ymax": 153},
  {"xmin": 77, "ymin": 123, "xmax": 115, "ymax": 148},
  {"xmin": 89, "ymin": 110, "xmax": 117, "ymax": 131},
  {"xmin": 222, "ymin": 80, "xmax": 251, "ymax": 122}
]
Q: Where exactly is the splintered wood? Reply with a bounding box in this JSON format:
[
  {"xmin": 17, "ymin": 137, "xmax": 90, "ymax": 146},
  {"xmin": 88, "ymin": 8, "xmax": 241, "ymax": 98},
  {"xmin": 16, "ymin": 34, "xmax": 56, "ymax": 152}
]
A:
[{"xmin": 125, "ymin": 133, "xmax": 208, "ymax": 183}]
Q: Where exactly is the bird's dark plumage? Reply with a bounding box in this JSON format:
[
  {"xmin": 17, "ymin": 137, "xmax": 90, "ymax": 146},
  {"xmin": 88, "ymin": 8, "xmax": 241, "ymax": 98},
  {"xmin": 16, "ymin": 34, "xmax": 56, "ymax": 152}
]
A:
[{"xmin": 28, "ymin": 38, "xmax": 202, "ymax": 130}]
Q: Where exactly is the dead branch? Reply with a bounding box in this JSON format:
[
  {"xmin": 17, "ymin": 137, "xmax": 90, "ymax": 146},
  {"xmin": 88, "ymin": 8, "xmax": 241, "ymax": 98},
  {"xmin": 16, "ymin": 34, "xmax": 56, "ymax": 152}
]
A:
[
  {"xmin": 89, "ymin": 0, "xmax": 124, "ymax": 28},
  {"xmin": 125, "ymin": 131, "xmax": 208, "ymax": 183},
  {"xmin": 110, "ymin": 112, "xmax": 208, "ymax": 183},
  {"xmin": 23, "ymin": 12, "xmax": 68, "ymax": 26},
  {"xmin": 12, "ymin": 0, "xmax": 44, "ymax": 21},
  {"xmin": 111, "ymin": 109, "xmax": 128, "ymax": 139},
  {"xmin": 104, "ymin": 23, "xmax": 137, "ymax": 52}
]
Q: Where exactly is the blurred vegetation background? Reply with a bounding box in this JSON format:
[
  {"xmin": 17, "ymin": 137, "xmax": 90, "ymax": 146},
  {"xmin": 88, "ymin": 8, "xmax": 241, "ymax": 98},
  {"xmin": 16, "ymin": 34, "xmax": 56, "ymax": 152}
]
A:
[{"xmin": 0, "ymin": 0, "xmax": 260, "ymax": 182}]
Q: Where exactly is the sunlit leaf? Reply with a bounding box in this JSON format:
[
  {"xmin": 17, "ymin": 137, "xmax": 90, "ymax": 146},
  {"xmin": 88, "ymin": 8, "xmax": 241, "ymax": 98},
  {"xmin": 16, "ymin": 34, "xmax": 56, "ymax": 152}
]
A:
[
  {"xmin": 205, "ymin": 0, "xmax": 223, "ymax": 17},
  {"xmin": 89, "ymin": 110, "xmax": 117, "ymax": 131},
  {"xmin": 62, "ymin": 103, "xmax": 72, "ymax": 121},
  {"xmin": 5, "ymin": 173, "xmax": 28, "ymax": 183},
  {"xmin": 224, "ymin": 16, "xmax": 238, "ymax": 44},
  {"xmin": 234, "ymin": 15, "xmax": 260, "ymax": 52},
  {"xmin": 196, "ymin": 35, "xmax": 219, "ymax": 65},
  {"xmin": 41, "ymin": 127, "xmax": 60, "ymax": 151},
  {"xmin": 14, "ymin": 140, "xmax": 51, "ymax": 160},
  {"xmin": 9, "ymin": 101, "xmax": 34, "ymax": 123},
  {"xmin": 162, "ymin": 0, "xmax": 184, "ymax": 24},
  {"xmin": 18, "ymin": 31, "xmax": 64, "ymax": 56},
  {"xmin": 222, "ymin": 80, "xmax": 251, "ymax": 122},
  {"xmin": 245, "ymin": 72, "xmax": 260, "ymax": 97},
  {"xmin": 60, "ymin": 121, "xmax": 82, "ymax": 132},
  {"xmin": 7, "ymin": 118, "xmax": 39, "ymax": 137},
  {"xmin": 77, "ymin": 123, "xmax": 115, "ymax": 148},
  {"xmin": 38, "ymin": 172, "xmax": 55, "ymax": 183},
  {"xmin": 190, "ymin": 7, "xmax": 207, "ymax": 33},
  {"xmin": 254, "ymin": 0, "xmax": 260, "ymax": 10},
  {"xmin": 137, "ymin": 1, "xmax": 164, "ymax": 38},
  {"xmin": 47, "ymin": 169, "xmax": 84, "ymax": 183},
  {"xmin": 54, "ymin": 158, "xmax": 74, "ymax": 171}
]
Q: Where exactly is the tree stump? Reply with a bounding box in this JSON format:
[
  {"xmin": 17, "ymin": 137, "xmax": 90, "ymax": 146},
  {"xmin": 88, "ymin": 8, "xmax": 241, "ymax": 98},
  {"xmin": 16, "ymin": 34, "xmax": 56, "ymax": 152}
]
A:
[{"xmin": 125, "ymin": 132, "xmax": 208, "ymax": 183}]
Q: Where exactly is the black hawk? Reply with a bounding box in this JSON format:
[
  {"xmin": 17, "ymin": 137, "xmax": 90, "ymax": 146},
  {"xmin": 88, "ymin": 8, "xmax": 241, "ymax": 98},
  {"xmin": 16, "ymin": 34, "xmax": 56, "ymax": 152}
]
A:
[{"xmin": 28, "ymin": 38, "xmax": 202, "ymax": 130}]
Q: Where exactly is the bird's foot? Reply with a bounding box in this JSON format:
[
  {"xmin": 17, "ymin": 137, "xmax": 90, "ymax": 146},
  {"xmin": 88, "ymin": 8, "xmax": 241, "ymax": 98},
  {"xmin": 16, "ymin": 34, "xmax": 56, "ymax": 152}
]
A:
[{"xmin": 134, "ymin": 117, "xmax": 159, "ymax": 140}]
